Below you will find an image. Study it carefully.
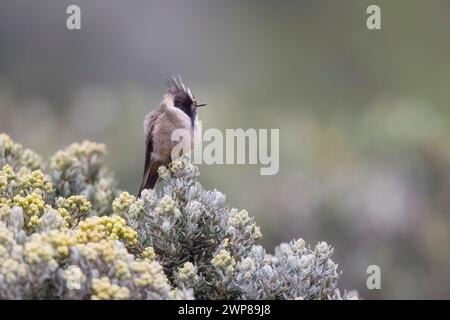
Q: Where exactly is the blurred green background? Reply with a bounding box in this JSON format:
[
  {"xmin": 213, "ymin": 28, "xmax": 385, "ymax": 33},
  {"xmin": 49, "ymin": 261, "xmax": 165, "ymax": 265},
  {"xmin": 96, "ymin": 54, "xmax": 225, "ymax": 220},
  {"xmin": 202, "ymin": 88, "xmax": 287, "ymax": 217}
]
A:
[{"xmin": 1, "ymin": 0, "xmax": 450, "ymax": 299}]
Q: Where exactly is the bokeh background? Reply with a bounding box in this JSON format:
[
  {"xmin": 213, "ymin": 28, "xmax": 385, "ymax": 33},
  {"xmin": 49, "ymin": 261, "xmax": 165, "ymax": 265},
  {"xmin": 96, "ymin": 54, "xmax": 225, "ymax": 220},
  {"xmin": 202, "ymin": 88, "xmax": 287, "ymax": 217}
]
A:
[{"xmin": 1, "ymin": 0, "xmax": 450, "ymax": 299}]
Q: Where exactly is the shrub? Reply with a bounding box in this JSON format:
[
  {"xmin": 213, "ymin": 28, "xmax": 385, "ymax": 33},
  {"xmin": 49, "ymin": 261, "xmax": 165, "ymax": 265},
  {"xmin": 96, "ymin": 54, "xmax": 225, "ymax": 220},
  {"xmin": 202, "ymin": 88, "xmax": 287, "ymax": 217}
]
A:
[{"xmin": 0, "ymin": 133, "xmax": 356, "ymax": 300}]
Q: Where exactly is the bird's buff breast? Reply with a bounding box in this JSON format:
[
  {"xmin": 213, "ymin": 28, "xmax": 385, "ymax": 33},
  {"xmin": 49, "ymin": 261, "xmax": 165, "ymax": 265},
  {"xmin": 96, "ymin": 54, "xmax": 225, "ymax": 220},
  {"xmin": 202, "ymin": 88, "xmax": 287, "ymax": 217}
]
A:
[{"xmin": 151, "ymin": 106, "xmax": 197, "ymax": 162}]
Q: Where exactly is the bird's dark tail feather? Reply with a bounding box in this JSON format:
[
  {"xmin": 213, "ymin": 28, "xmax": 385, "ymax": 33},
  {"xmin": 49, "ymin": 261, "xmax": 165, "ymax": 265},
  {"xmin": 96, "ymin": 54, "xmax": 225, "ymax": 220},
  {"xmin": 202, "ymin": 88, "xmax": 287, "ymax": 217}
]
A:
[{"xmin": 138, "ymin": 161, "xmax": 161, "ymax": 197}]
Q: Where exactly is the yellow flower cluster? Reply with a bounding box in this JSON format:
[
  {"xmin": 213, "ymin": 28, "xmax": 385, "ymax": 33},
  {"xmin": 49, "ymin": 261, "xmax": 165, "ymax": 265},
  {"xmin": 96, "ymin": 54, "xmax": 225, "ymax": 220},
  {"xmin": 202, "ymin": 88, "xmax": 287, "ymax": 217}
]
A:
[
  {"xmin": 0, "ymin": 165, "xmax": 16, "ymax": 192},
  {"xmin": 211, "ymin": 249, "xmax": 236, "ymax": 275},
  {"xmin": 12, "ymin": 193, "xmax": 46, "ymax": 229},
  {"xmin": 0, "ymin": 134, "xmax": 22, "ymax": 155},
  {"xmin": 177, "ymin": 262, "xmax": 199, "ymax": 284},
  {"xmin": 157, "ymin": 165, "xmax": 170, "ymax": 180},
  {"xmin": 69, "ymin": 140, "xmax": 107, "ymax": 158},
  {"xmin": 47, "ymin": 229, "xmax": 77, "ymax": 258},
  {"xmin": 114, "ymin": 260, "xmax": 131, "ymax": 280},
  {"xmin": 49, "ymin": 150, "xmax": 80, "ymax": 171},
  {"xmin": 39, "ymin": 224, "xmax": 139, "ymax": 269},
  {"xmin": 0, "ymin": 223, "xmax": 14, "ymax": 246},
  {"xmin": 76, "ymin": 216, "xmax": 138, "ymax": 246},
  {"xmin": 91, "ymin": 277, "xmax": 130, "ymax": 300},
  {"xmin": 70, "ymin": 240, "xmax": 170, "ymax": 294},
  {"xmin": 169, "ymin": 158, "xmax": 190, "ymax": 174},
  {"xmin": 64, "ymin": 265, "xmax": 86, "ymax": 290},
  {"xmin": 112, "ymin": 192, "xmax": 136, "ymax": 215},
  {"xmin": 58, "ymin": 195, "xmax": 92, "ymax": 214},
  {"xmin": 49, "ymin": 140, "xmax": 106, "ymax": 173},
  {"xmin": 76, "ymin": 240, "xmax": 124, "ymax": 262},
  {"xmin": 56, "ymin": 208, "xmax": 71, "ymax": 226},
  {"xmin": 20, "ymin": 149, "xmax": 43, "ymax": 171},
  {"xmin": 155, "ymin": 195, "xmax": 181, "ymax": 218},
  {"xmin": 227, "ymin": 209, "xmax": 262, "ymax": 240},
  {"xmin": 18, "ymin": 229, "xmax": 83, "ymax": 266},
  {"xmin": 130, "ymin": 260, "xmax": 168, "ymax": 287},
  {"xmin": 24, "ymin": 234, "xmax": 58, "ymax": 269},
  {"xmin": 141, "ymin": 246, "xmax": 156, "ymax": 261},
  {"xmin": 0, "ymin": 164, "xmax": 57, "ymax": 231},
  {"xmin": 0, "ymin": 257, "xmax": 28, "ymax": 284},
  {"xmin": 0, "ymin": 205, "xmax": 11, "ymax": 222},
  {"xmin": 0, "ymin": 134, "xmax": 41, "ymax": 170},
  {"xmin": 165, "ymin": 157, "xmax": 198, "ymax": 178},
  {"xmin": 0, "ymin": 174, "xmax": 7, "ymax": 191},
  {"xmin": 292, "ymin": 239, "xmax": 306, "ymax": 254},
  {"xmin": 1, "ymin": 164, "xmax": 53, "ymax": 200},
  {"xmin": 17, "ymin": 168, "xmax": 54, "ymax": 195}
]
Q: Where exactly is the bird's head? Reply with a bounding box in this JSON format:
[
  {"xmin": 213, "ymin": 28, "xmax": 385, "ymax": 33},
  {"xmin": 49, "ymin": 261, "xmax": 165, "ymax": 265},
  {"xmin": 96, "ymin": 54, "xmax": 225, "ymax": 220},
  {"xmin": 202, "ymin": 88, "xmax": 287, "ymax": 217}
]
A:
[{"xmin": 165, "ymin": 76, "xmax": 206, "ymax": 118}]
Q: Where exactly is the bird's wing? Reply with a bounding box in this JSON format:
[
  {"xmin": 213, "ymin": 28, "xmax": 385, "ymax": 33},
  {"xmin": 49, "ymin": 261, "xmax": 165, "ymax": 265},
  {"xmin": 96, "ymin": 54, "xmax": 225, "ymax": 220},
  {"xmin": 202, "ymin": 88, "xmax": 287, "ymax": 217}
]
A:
[
  {"xmin": 138, "ymin": 110, "xmax": 162, "ymax": 196},
  {"xmin": 138, "ymin": 159, "xmax": 162, "ymax": 197}
]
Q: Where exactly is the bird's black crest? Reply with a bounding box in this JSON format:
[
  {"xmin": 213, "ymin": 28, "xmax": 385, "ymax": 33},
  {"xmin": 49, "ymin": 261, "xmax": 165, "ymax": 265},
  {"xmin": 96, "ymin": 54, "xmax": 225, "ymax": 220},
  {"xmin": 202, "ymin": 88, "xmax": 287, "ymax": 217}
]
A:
[
  {"xmin": 166, "ymin": 75, "xmax": 194, "ymax": 100},
  {"xmin": 166, "ymin": 75, "xmax": 197, "ymax": 123}
]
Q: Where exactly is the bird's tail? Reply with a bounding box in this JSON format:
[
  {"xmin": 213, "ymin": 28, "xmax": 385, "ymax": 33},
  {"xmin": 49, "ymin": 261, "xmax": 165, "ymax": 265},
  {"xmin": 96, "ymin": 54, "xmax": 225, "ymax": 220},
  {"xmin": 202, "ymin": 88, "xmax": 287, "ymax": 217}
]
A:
[{"xmin": 138, "ymin": 161, "xmax": 162, "ymax": 197}]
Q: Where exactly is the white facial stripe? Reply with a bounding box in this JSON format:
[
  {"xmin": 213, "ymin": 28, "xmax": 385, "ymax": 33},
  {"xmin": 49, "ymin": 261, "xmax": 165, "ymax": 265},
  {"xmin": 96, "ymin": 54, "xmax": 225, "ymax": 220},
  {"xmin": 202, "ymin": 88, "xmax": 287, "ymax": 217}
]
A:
[{"xmin": 163, "ymin": 94, "xmax": 175, "ymax": 108}]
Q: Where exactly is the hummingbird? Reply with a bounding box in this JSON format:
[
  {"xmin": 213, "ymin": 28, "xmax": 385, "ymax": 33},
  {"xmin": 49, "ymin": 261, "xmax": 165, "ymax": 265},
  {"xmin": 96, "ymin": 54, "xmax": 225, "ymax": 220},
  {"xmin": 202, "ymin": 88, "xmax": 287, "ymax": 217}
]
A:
[{"xmin": 138, "ymin": 76, "xmax": 206, "ymax": 196}]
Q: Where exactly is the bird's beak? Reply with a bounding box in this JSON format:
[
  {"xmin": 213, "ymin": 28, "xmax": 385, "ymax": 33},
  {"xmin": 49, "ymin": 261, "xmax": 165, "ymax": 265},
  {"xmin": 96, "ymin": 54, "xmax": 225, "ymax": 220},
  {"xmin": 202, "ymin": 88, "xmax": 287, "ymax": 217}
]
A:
[{"xmin": 197, "ymin": 103, "xmax": 207, "ymax": 108}]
